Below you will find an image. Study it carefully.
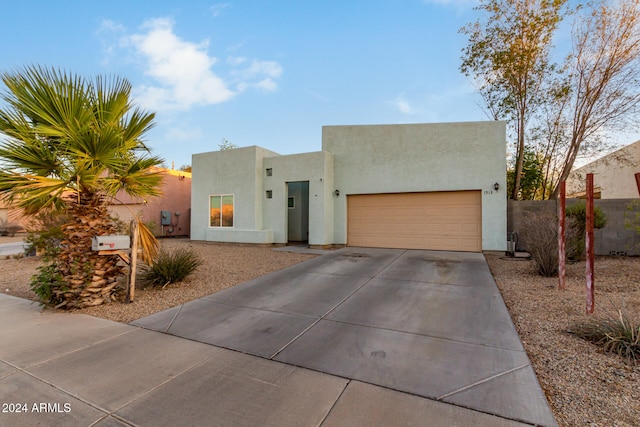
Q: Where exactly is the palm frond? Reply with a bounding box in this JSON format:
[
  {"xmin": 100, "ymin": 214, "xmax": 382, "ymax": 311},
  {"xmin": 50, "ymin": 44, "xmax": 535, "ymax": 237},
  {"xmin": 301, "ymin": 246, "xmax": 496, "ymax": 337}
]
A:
[
  {"xmin": 100, "ymin": 157, "xmax": 164, "ymax": 198},
  {"xmin": 0, "ymin": 172, "xmax": 68, "ymax": 213},
  {"xmin": 0, "ymin": 65, "xmax": 163, "ymax": 217},
  {"xmin": 0, "ymin": 139, "xmax": 60, "ymax": 176},
  {"xmin": 134, "ymin": 217, "xmax": 159, "ymax": 265}
]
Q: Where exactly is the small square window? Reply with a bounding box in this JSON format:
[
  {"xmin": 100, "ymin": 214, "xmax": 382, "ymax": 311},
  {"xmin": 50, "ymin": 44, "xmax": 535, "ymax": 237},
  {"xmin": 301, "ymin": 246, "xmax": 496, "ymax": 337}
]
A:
[
  {"xmin": 288, "ymin": 196, "xmax": 295, "ymax": 209},
  {"xmin": 266, "ymin": 168, "xmax": 272, "ymax": 176},
  {"xmin": 266, "ymin": 190, "xmax": 273, "ymax": 199}
]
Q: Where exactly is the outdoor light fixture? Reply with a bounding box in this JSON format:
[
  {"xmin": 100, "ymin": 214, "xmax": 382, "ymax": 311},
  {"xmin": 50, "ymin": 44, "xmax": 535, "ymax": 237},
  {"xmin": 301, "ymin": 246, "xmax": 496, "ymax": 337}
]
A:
[
  {"xmin": 334, "ymin": 189, "xmax": 340, "ymax": 196},
  {"xmin": 494, "ymin": 182, "xmax": 500, "ymax": 191}
]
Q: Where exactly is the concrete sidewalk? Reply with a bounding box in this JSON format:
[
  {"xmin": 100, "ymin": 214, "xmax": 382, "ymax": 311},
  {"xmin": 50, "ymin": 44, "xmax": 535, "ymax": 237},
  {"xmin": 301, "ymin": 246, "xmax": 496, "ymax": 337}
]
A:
[{"xmin": 1, "ymin": 248, "xmax": 558, "ymax": 426}]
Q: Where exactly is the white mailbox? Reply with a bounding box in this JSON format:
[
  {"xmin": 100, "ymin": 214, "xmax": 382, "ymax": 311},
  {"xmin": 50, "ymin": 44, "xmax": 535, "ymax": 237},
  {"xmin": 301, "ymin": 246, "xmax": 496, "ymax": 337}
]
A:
[{"xmin": 92, "ymin": 235, "xmax": 130, "ymax": 251}]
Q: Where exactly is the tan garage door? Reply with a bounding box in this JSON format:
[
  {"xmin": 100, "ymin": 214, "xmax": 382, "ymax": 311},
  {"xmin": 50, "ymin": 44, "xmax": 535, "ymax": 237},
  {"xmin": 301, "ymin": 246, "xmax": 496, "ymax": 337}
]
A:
[{"xmin": 347, "ymin": 191, "xmax": 482, "ymax": 251}]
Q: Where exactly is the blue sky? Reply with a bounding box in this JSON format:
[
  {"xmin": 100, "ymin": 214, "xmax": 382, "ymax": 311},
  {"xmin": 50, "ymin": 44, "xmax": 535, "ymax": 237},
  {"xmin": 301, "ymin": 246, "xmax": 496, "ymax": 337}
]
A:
[{"xmin": 2, "ymin": 1, "xmax": 635, "ymax": 168}]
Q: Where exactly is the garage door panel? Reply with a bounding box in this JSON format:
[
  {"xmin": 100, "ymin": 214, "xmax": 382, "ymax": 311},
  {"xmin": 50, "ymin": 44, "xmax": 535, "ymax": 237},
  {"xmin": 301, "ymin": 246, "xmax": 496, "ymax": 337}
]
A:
[{"xmin": 347, "ymin": 191, "xmax": 482, "ymax": 252}]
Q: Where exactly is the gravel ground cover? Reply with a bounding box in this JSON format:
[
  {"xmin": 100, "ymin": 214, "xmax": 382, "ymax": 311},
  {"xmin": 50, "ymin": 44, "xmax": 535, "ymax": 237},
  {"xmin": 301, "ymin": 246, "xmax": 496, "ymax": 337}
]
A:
[
  {"xmin": 0, "ymin": 238, "xmax": 316, "ymax": 323},
  {"xmin": 486, "ymin": 253, "xmax": 640, "ymax": 427},
  {"xmin": 1, "ymin": 235, "xmax": 639, "ymax": 425}
]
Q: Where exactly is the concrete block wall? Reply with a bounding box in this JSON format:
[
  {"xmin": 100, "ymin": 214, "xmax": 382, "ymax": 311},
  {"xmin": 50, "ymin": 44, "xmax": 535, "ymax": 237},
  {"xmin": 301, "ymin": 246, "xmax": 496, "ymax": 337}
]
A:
[
  {"xmin": 595, "ymin": 200, "xmax": 640, "ymax": 255},
  {"xmin": 508, "ymin": 199, "xmax": 640, "ymax": 256}
]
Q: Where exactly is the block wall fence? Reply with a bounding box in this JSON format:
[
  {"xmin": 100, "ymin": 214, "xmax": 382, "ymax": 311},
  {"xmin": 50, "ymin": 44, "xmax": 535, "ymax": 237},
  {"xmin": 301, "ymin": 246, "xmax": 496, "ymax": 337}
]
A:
[{"xmin": 508, "ymin": 199, "xmax": 640, "ymax": 256}]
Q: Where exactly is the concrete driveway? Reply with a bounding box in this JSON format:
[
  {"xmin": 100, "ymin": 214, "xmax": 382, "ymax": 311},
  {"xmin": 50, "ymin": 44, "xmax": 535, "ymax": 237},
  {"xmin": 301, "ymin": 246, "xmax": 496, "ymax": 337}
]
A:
[{"xmin": 132, "ymin": 247, "xmax": 557, "ymax": 426}]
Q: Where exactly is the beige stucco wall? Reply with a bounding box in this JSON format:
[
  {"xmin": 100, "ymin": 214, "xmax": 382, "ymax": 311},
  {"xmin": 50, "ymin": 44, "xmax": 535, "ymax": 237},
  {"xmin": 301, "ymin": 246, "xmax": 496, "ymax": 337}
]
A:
[
  {"xmin": 567, "ymin": 141, "xmax": 640, "ymax": 199},
  {"xmin": 191, "ymin": 147, "xmax": 333, "ymax": 245},
  {"xmin": 191, "ymin": 146, "xmax": 279, "ymax": 243},
  {"xmin": 264, "ymin": 151, "xmax": 334, "ymax": 245},
  {"xmin": 322, "ymin": 121, "xmax": 507, "ymax": 251}
]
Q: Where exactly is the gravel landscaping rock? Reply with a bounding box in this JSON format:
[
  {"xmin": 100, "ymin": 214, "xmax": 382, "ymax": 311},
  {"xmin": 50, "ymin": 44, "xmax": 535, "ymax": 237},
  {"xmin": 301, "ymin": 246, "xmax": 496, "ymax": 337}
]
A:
[
  {"xmin": 486, "ymin": 253, "xmax": 640, "ymax": 427},
  {"xmin": 0, "ymin": 239, "xmax": 317, "ymax": 323}
]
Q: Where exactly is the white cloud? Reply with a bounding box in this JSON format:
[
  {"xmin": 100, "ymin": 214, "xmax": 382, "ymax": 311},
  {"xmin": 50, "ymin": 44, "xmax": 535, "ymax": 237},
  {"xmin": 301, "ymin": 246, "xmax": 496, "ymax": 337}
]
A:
[
  {"xmin": 230, "ymin": 59, "xmax": 283, "ymax": 93},
  {"xmin": 227, "ymin": 56, "xmax": 247, "ymax": 66},
  {"xmin": 305, "ymin": 89, "xmax": 331, "ymax": 103},
  {"xmin": 394, "ymin": 95, "xmax": 416, "ymax": 115},
  {"xmin": 99, "ymin": 19, "xmax": 125, "ymax": 34},
  {"xmin": 97, "ymin": 19, "xmax": 127, "ymax": 65},
  {"xmin": 127, "ymin": 18, "xmax": 234, "ymax": 111},
  {"xmin": 209, "ymin": 3, "xmax": 231, "ymax": 17},
  {"xmin": 166, "ymin": 126, "xmax": 203, "ymax": 142},
  {"xmin": 397, "ymin": 100, "xmax": 414, "ymax": 114},
  {"xmin": 101, "ymin": 18, "xmax": 283, "ymax": 111}
]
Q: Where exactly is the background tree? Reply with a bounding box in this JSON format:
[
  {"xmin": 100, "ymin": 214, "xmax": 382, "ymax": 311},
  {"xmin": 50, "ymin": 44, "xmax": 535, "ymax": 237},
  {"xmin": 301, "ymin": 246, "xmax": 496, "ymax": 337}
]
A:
[
  {"xmin": 0, "ymin": 66, "xmax": 163, "ymax": 308},
  {"xmin": 462, "ymin": 0, "xmax": 640, "ymax": 200},
  {"xmin": 546, "ymin": 0, "xmax": 640, "ymax": 198},
  {"xmin": 507, "ymin": 147, "xmax": 544, "ymax": 199},
  {"xmin": 218, "ymin": 138, "xmax": 238, "ymax": 151},
  {"xmin": 460, "ymin": 0, "xmax": 567, "ymax": 200}
]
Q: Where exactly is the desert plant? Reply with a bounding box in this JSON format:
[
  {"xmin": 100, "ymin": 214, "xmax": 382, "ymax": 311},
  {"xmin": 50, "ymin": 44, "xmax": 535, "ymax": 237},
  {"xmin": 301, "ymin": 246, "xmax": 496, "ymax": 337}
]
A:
[
  {"xmin": 0, "ymin": 66, "xmax": 164, "ymax": 308},
  {"xmin": 625, "ymin": 200, "xmax": 640, "ymax": 249},
  {"xmin": 565, "ymin": 202, "xmax": 607, "ymax": 259},
  {"xmin": 24, "ymin": 210, "xmax": 69, "ymax": 257},
  {"xmin": 569, "ymin": 306, "xmax": 640, "ymax": 365},
  {"xmin": 519, "ymin": 212, "xmax": 558, "ymax": 276},
  {"xmin": 142, "ymin": 247, "xmax": 202, "ymax": 287}
]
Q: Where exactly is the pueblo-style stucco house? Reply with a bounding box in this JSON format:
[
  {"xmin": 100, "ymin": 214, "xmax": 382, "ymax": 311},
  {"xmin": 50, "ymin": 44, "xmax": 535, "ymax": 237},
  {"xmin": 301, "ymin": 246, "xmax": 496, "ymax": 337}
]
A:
[{"xmin": 191, "ymin": 121, "xmax": 507, "ymax": 252}]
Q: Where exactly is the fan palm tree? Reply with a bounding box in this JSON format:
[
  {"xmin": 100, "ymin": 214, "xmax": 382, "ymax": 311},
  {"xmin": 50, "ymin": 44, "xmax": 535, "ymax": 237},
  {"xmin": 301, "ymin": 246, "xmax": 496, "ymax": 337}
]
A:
[{"xmin": 0, "ymin": 66, "xmax": 163, "ymax": 308}]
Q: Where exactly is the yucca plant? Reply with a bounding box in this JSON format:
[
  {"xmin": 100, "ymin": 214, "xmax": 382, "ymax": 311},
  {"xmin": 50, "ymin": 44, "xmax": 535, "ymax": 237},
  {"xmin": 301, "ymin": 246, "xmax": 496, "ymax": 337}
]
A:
[
  {"xmin": 142, "ymin": 247, "xmax": 202, "ymax": 288},
  {"xmin": 569, "ymin": 307, "xmax": 640, "ymax": 365}
]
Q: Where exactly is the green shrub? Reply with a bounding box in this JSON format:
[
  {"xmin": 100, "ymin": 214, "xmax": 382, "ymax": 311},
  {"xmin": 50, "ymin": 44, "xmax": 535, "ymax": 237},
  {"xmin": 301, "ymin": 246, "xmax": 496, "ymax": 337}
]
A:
[
  {"xmin": 565, "ymin": 202, "xmax": 607, "ymax": 260},
  {"xmin": 625, "ymin": 200, "xmax": 640, "ymax": 247},
  {"xmin": 569, "ymin": 308, "xmax": 640, "ymax": 365},
  {"xmin": 30, "ymin": 262, "xmax": 66, "ymax": 305},
  {"xmin": 142, "ymin": 247, "xmax": 202, "ymax": 287},
  {"xmin": 24, "ymin": 210, "xmax": 68, "ymax": 257}
]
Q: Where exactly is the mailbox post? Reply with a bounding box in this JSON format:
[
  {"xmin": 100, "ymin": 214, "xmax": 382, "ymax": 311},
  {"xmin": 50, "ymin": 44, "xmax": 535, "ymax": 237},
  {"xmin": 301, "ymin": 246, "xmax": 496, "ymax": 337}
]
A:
[
  {"xmin": 92, "ymin": 235, "xmax": 130, "ymax": 251},
  {"xmin": 91, "ymin": 221, "xmax": 139, "ymax": 303}
]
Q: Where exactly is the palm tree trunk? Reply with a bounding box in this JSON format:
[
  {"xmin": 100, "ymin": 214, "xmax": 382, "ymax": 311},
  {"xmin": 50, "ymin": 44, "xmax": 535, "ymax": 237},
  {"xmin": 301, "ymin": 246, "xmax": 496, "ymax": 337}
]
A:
[{"xmin": 53, "ymin": 193, "xmax": 124, "ymax": 308}]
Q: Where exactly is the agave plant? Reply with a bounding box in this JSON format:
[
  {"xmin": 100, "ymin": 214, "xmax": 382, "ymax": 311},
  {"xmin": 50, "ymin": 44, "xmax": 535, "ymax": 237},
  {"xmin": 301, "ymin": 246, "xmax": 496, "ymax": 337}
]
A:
[{"xmin": 0, "ymin": 66, "xmax": 163, "ymax": 308}]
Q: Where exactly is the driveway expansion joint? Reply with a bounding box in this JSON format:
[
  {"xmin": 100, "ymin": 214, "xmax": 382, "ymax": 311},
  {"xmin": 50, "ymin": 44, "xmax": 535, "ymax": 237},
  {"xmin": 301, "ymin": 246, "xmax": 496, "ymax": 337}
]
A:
[
  {"xmin": 163, "ymin": 303, "xmax": 184, "ymax": 332},
  {"xmin": 269, "ymin": 250, "xmax": 407, "ymax": 359},
  {"xmin": 437, "ymin": 363, "xmax": 532, "ymax": 400}
]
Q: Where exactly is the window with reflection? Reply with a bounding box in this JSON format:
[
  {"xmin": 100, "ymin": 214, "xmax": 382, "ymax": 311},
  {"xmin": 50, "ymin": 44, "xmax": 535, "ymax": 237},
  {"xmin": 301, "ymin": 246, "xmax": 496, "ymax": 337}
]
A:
[{"xmin": 210, "ymin": 195, "xmax": 234, "ymax": 227}]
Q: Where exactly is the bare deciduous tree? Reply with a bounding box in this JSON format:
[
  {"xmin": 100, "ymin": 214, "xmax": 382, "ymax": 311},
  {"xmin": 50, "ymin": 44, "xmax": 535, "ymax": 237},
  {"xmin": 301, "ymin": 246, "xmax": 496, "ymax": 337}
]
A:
[
  {"xmin": 460, "ymin": 0, "xmax": 567, "ymax": 200},
  {"xmin": 547, "ymin": 0, "xmax": 640, "ymax": 198},
  {"xmin": 462, "ymin": 0, "xmax": 640, "ymax": 200}
]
